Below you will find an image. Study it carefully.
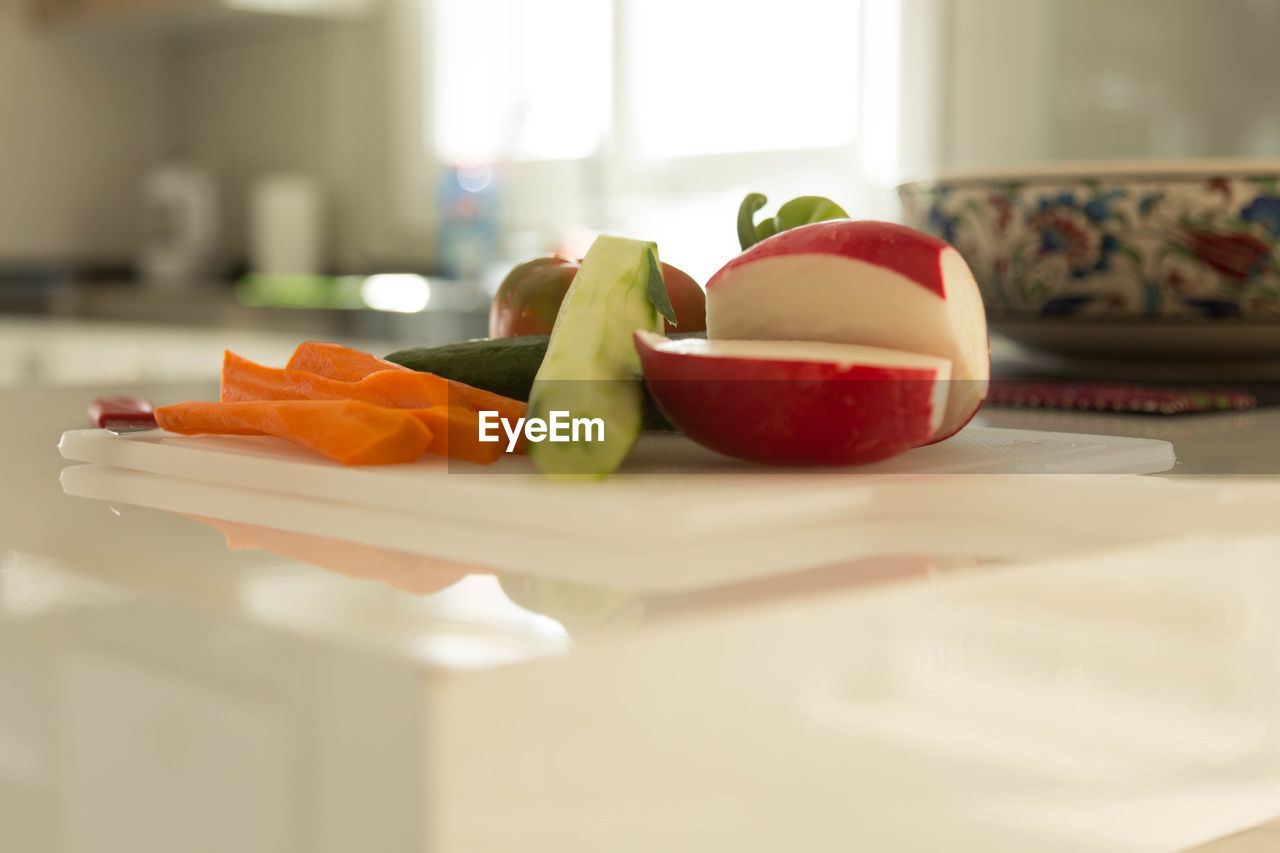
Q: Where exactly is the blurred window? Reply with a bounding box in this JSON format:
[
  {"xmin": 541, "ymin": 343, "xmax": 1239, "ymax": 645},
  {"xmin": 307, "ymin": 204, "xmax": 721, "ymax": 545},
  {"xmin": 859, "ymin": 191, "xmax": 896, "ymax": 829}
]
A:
[
  {"xmin": 624, "ymin": 0, "xmax": 861, "ymax": 158},
  {"xmin": 432, "ymin": 0, "xmax": 611, "ymax": 163},
  {"xmin": 426, "ymin": 0, "xmax": 906, "ymax": 278},
  {"xmin": 431, "ymin": 0, "xmax": 872, "ymax": 166}
]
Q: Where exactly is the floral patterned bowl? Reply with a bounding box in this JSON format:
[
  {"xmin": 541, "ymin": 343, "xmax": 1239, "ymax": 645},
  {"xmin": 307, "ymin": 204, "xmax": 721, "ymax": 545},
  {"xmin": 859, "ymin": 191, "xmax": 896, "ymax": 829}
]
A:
[{"xmin": 898, "ymin": 161, "xmax": 1280, "ymax": 355}]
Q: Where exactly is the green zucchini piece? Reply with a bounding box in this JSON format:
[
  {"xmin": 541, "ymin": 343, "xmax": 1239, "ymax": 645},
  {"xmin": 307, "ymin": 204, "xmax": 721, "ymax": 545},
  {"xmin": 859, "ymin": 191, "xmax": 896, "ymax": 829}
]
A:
[{"xmin": 525, "ymin": 236, "xmax": 665, "ymax": 477}]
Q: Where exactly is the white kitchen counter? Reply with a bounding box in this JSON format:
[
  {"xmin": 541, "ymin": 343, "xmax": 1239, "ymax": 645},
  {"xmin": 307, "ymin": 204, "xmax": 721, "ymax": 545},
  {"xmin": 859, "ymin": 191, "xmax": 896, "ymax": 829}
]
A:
[{"xmin": 5, "ymin": 332, "xmax": 1280, "ymax": 850}]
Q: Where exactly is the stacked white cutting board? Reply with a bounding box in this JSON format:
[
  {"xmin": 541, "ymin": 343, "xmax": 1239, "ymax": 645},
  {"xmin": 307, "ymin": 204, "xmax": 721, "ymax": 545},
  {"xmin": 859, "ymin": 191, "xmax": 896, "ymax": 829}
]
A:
[{"xmin": 59, "ymin": 424, "xmax": 1184, "ymax": 592}]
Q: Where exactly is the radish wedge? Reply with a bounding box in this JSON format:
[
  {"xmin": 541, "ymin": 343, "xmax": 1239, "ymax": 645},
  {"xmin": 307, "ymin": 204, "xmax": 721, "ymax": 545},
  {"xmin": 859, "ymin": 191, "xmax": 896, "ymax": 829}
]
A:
[
  {"xmin": 705, "ymin": 220, "xmax": 989, "ymax": 443},
  {"xmin": 634, "ymin": 331, "xmax": 951, "ymax": 466}
]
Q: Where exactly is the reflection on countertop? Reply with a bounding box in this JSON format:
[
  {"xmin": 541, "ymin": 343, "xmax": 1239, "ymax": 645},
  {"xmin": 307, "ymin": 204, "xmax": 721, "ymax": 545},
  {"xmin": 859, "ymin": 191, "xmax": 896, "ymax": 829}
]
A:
[
  {"xmin": 186, "ymin": 511, "xmax": 987, "ymax": 642},
  {"xmin": 7, "ymin": 378, "xmax": 1280, "ymax": 851}
]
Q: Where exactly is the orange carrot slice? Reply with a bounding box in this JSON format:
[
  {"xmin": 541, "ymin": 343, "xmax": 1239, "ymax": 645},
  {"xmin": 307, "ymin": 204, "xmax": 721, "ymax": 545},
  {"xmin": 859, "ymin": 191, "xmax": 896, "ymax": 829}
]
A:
[
  {"xmin": 412, "ymin": 405, "xmax": 509, "ymax": 464},
  {"xmin": 154, "ymin": 400, "xmax": 433, "ymax": 466},
  {"xmin": 221, "ymin": 354, "xmax": 517, "ymax": 462},
  {"xmin": 223, "ymin": 351, "xmax": 452, "ymax": 408},
  {"xmin": 286, "ymin": 341, "xmax": 408, "ymax": 381},
  {"xmin": 224, "ymin": 351, "xmax": 526, "ymax": 450},
  {"xmin": 440, "ymin": 379, "xmax": 529, "ymax": 427},
  {"xmin": 285, "ymin": 342, "xmax": 527, "ymax": 423}
]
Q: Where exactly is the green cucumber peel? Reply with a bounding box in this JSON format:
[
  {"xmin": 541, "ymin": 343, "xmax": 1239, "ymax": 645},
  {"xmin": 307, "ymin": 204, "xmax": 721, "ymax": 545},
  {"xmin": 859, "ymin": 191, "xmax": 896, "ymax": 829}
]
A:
[
  {"xmin": 645, "ymin": 246, "xmax": 677, "ymax": 327},
  {"xmin": 526, "ymin": 235, "xmax": 664, "ymax": 479},
  {"xmin": 736, "ymin": 193, "xmax": 850, "ymax": 249}
]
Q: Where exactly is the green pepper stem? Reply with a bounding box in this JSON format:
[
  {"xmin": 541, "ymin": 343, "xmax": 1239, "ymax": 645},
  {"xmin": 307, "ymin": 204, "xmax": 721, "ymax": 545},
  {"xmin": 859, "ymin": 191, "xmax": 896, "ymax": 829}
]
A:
[
  {"xmin": 774, "ymin": 196, "xmax": 850, "ymax": 231},
  {"xmin": 737, "ymin": 193, "xmax": 769, "ymax": 250}
]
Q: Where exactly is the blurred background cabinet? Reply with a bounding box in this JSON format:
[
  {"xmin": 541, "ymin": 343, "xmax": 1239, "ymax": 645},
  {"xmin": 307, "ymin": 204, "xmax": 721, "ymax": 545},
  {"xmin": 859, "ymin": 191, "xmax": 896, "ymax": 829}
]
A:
[
  {"xmin": 33, "ymin": 0, "xmax": 200, "ymax": 27},
  {"xmin": 31, "ymin": 0, "xmax": 370, "ymax": 28}
]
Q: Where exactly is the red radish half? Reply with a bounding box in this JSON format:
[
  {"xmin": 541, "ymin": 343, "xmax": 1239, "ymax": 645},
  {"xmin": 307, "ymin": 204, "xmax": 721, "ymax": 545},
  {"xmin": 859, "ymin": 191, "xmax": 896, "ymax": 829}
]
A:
[
  {"xmin": 706, "ymin": 220, "xmax": 989, "ymax": 442},
  {"xmin": 634, "ymin": 331, "xmax": 951, "ymax": 466}
]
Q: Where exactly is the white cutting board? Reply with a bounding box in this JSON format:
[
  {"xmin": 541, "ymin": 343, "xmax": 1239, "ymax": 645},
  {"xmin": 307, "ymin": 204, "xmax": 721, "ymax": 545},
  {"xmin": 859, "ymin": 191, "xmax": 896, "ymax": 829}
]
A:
[{"xmin": 58, "ymin": 426, "xmax": 1175, "ymax": 592}]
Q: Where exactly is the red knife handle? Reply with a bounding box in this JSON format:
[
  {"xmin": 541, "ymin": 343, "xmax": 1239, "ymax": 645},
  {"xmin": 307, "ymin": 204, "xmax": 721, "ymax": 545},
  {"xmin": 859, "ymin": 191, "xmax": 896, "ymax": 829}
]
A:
[{"xmin": 89, "ymin": 396, "xmax": 156, "ymax": 428}]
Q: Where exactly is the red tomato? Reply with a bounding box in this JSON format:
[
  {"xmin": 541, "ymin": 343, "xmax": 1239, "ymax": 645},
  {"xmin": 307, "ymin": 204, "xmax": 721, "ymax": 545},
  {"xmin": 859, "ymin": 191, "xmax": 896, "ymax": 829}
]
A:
[{"xmin": 489, "ymin": 256, "xmax": 707, "ymax": 337}]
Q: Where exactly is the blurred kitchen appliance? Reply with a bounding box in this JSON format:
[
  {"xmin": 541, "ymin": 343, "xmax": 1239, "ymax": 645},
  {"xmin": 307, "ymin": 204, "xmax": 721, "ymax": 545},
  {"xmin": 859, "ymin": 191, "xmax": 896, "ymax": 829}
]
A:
[
  {"xmin": 248, "ymin": 172, "xmax": 326, "ymax": 275},
  {"xmin": 138, "ymin": 163, "xmax": 220, "ymax": 285}
]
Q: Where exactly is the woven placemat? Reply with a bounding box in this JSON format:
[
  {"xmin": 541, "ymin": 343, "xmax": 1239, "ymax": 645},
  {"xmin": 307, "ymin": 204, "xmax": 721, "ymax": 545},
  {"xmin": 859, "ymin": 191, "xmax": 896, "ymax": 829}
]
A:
[{"xmin": 987, "ymin": 379, "xmax": 1259, "ymax": 415}]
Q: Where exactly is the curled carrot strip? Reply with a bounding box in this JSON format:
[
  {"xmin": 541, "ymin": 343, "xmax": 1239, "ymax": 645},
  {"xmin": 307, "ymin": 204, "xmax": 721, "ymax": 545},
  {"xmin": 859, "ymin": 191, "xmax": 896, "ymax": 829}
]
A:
[
  {"xmin": 286, "ymin": 341, "xmax": 407, "ymax": 381},
  {"xmin": 154, "ymin": 399, "xmax": 433, "ymax": 466},
  {"xmin": 283, "ymin": 342, "xmax": 527, "ymax": 424},
  {"xmin": 223, "ymin": 350, "xmax": 525, "ymax": 460}
]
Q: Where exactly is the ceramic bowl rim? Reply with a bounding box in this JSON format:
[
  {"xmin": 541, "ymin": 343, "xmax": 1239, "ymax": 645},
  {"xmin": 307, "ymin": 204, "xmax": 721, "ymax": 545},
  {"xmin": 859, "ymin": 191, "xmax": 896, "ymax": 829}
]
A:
[{"xmin": 897, "ymin": 158, "xmax": 1280, "ymax": 190}]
